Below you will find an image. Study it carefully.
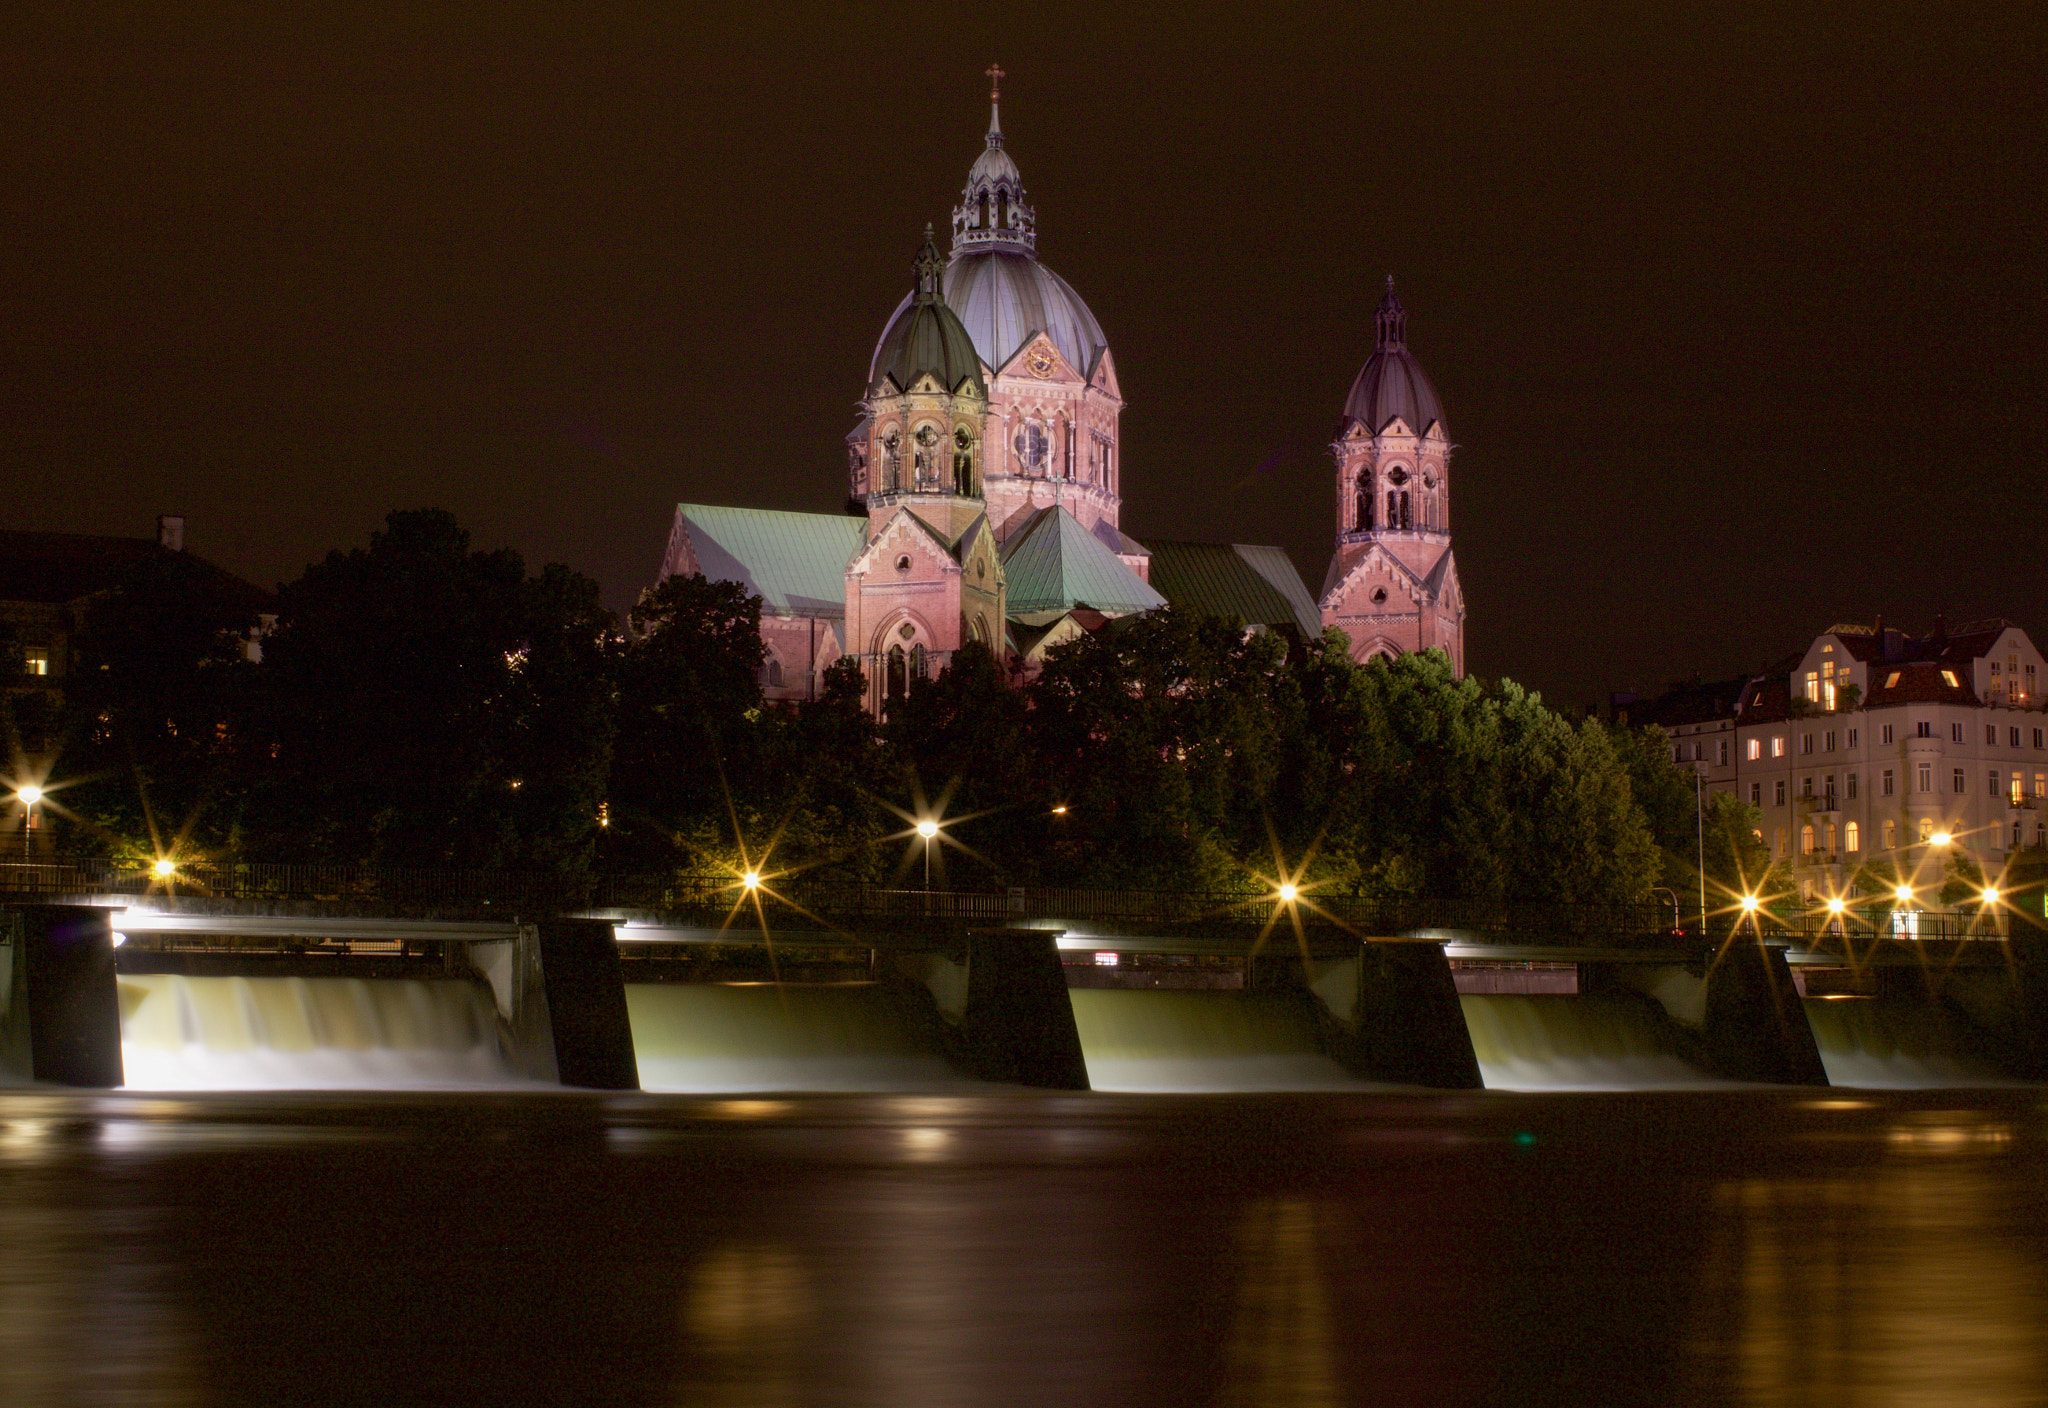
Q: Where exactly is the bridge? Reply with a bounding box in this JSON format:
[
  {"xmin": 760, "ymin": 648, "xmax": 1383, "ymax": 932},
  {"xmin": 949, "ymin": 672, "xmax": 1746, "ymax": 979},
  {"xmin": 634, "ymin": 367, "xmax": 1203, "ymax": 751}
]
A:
[{"xmin": 4, "ymin": 860, "xmax": 2045, "ymax": 1094}]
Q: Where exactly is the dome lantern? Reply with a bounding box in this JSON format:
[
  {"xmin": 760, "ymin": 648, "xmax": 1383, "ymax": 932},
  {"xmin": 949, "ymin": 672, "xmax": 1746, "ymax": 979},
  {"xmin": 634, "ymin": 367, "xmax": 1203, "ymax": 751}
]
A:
[{"xmin": 951, "ymin": 65, "xmax": 1036, "ymax": 257}]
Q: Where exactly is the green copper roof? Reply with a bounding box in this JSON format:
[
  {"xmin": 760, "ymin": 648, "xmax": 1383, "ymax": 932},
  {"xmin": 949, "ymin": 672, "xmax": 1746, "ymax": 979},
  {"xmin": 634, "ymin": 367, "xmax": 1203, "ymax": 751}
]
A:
[
  {"xmin": 672, "ymin": 505, "xmax": 865, "ymax": 618},
  {"xmin": 1140, "ymin": 539, "xmax": 1321, "ymax": 636},
  {"xmin": 998, "ymin": 508, "xmax": 1165, "ymax": 617}
]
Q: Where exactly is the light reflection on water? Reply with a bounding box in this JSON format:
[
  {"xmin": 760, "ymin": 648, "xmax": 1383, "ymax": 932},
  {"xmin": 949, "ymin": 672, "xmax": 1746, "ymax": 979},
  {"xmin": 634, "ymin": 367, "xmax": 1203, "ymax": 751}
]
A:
[{"xmin": 0, "ymin": 1091, "xmax": 2039, "ymax": 1406}]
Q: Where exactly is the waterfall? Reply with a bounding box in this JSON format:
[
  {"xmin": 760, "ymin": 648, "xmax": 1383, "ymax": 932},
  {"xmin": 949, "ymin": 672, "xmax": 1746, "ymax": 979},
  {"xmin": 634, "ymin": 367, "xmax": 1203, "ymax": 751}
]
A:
[
  {"xmin": 1460, "ymin": 993, "xmax": 1732, "ymax": 1090},
  {"xmin": 626, "ymin": 983, "xmax": 968, "ymax": 1092},
  {"xmin": 1068, "ymin": 990, "xmax": 1381, "ymax": 1092},
  {"xmin": 1803, "ymin": 998, "xmax": 2021, "ymax": 1088},
  {"xmin": 118, "ymin": 974, "xmax": 520, "ymax": 1089}
]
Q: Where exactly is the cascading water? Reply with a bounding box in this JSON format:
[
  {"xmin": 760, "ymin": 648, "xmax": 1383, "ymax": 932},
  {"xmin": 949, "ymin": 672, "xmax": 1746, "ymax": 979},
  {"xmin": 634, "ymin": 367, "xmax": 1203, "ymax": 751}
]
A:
[
  {"xmin": 1459, "ymin": 993, "xmax": 1732, "ymax": 1090},
  {"xmin": 1802, "ymin": 998, "xmax": 2019, "ymax": 1088},
  {"xmin": 626, "ymin": 983, "xmax": 969, "ymax": 1092},
  {"xmin": 1067, "ymin": 990, "xmax": 1381, "ymax": 1092},
  {"xmin": 118, "ymin": 974, "xmax": 521, "ymax": 1089}
]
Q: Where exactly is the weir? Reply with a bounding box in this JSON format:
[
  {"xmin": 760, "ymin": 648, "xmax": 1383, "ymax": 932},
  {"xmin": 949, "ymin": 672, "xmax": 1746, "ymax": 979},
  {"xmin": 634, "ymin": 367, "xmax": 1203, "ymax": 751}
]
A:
[{"xmin": 3, "ymin": 897, "xmax": 2044, "ymax": 1093}]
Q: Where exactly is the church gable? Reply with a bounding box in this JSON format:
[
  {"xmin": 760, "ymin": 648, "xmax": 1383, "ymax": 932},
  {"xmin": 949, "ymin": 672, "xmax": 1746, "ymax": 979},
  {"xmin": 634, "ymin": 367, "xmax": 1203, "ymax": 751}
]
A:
[
  {"xmin": 1089, "ymin": 347, "xmax": 1123, "ymax": 399},
  {"xmin": 993, "ymin": 332, "xmax": 1082, "ymax": 387},
  {"xmin": 851, "ymin": 507, "xmax": 961, "ymax": 581}
]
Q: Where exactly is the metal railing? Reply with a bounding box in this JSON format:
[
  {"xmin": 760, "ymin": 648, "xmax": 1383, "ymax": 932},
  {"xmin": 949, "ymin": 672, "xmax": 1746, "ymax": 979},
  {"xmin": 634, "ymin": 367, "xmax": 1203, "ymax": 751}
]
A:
[{"xmin": 0, "ymin": 859, "xmax": 2028, "ymax": 944}]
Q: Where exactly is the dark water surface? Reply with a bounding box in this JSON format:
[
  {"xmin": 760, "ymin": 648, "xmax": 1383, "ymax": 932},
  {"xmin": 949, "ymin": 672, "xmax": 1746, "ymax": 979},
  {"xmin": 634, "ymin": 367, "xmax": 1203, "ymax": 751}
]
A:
[{"xmin": 2, "ymin": 1089, "xmax": 2044, "ymax": 1406}]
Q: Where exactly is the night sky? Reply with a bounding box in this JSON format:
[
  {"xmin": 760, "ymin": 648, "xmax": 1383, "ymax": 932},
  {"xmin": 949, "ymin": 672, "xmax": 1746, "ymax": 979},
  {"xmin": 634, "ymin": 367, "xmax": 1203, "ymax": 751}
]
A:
[{"xmin": 8, "ymin": 4, "xmax": 2042, "ymax": 707}]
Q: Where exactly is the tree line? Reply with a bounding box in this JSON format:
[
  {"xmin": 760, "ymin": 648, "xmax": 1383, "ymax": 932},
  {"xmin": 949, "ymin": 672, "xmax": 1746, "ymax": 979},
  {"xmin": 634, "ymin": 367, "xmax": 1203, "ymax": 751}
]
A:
[{"xmin": 13, "ymin": 509, "xmax": 1766, "ymax": 908}]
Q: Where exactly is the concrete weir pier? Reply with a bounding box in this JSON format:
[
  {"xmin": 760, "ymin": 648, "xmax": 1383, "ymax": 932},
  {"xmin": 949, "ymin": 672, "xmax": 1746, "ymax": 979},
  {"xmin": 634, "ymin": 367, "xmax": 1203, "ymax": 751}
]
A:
[{"xmin": 3, "ymin": 895, "xmax": 2046, "ymax": 1092}]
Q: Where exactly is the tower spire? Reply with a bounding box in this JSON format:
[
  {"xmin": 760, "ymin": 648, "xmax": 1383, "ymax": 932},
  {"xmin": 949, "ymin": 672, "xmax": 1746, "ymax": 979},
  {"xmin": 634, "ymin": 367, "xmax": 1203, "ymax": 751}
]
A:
[
  {"xmin": 912, "ymin": 223, "xmax": 945, "ymax": 303},
  {"xmin": 952, "ymin": 67, "xmax": 1035, "ymax": 255},
  {"xmin": 1375, "ymin": 275, "xmax": 1407, "ymax": 351}
]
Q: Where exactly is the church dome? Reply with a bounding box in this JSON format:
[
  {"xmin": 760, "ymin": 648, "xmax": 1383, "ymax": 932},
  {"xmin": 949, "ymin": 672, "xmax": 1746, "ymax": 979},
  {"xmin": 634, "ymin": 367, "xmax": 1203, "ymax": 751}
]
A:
[
  {"xmin": 1342, "ymin": 278, "xmax": 1445, "ymax": 436},
  {"xmin": 866, "ymin": 83, "xmax": 1110, "ymax": 383},
  {"xmin": 870, "ymin": 227, "xmax": 986, "ymax": 396}
]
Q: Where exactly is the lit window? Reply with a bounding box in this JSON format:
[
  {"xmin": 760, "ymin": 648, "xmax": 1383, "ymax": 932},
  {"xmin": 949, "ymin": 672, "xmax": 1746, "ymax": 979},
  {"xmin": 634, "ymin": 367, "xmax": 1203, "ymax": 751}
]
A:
[
  {"xmin": 1804, "ymin": 671, "xmax": 1819, "ymax": 702},
  {"xmin": 2036, "ymin": 772, "xmax": 2045, "ymax": 798},
  {"xmin": 1845, "ymin": 820, "xmax": 1861, "ymax": 852},
  {"xmin": 1941, "ymin": 670, "xmax": 1959, "ymax": 687},
  {"xmin": 1883, "ymin": 818, "xmax": 1897, "ymax": 848},
  {"xmin": 1918, "ymin": 817, "xmax": 1934, "ymax": 843},
  {"xmin": 1775, "ymin": 827, "xmax": 1788, "ymax": 857},
  {"xmin": 1772, "ymin": 736, "xmax": 1786, "ymax": 758},
  {"xmin": 2013, "ymin": 772, "xmax": 2025, "ymax": 804},
  {"xmin": 1886, "ymin": 672, "xmax": 1901, "ymax": 688},
  {"xmin": 1800, "ymin": 824, "xmax": 1815, "ymax": 855},
  {"xmin": 1747, "ymin": 738, "xmax": 1761, "ymax": 761},
  {"xmin": 22, "ymin": 648, "xmax": 47, "ymax": 676}
]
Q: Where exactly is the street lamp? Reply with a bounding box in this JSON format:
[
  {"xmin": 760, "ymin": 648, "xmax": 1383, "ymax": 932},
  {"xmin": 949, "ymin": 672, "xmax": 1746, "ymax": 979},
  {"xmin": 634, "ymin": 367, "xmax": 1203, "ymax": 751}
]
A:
[
  {"xmin": 152, "ymin": 859, "xmax": 175, "ymax": 879},
  {"xmin": 741, "ymin": 870, "xmax": 760, "ymax": 891},
  {"xmin": 1931, "ymin": 830, "xmax": 1953, "ymax": 847},
  {"xmin": 14, "ymin": 784, "xmax": 41, "ymax": 859},
  {"xmin": 916, "ymin": 819, "xmax": 939, "ymax": 893},
  {"xmin": 1277, "ymin": 883, "xmax": 1298, "ymax": 903}
]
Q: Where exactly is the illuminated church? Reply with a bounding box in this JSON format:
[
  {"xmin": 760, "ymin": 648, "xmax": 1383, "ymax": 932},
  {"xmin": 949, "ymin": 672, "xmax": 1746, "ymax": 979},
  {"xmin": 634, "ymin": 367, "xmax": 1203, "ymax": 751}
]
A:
[{"xmin": 659, "ymin": 76, "xmax": 1464, "ymax": 709}]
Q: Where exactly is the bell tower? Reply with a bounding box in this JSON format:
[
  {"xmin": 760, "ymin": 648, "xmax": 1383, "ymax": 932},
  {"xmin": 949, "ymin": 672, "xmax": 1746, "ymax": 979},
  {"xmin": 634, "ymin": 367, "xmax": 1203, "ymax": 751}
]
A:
[{"xmin": 1319, "ymin": 277, "xmax": 1465, "ymax": 673}]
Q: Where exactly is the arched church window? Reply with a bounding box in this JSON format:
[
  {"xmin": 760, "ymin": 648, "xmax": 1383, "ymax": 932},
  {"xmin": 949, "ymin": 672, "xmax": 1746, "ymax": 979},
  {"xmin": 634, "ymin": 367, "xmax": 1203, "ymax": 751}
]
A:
[
  {"xmin": 910, "ymin": 644, "xmax": 927, "ymax": 681},
  {"xmin": 882, "ymin": 430, "xmax": 901, "ymax": 490},
  {"xmin": 764, "ymin": 658, "xmax": 783, "ymax": 688},
  {"xmin": 913, "ymin": 425, "xmax": 940, "ymax": 490},
  {"xmin": 1371, "ymin": 587, "xmax": 1388, "ymax": 605},
  {"xmin": 1387, "ymin": 489, "xmax": 1411, "ymax": 531},
  {"xmin": 887, "ymin": 646, "xmax": 907, "ymax": 700},
  {"xmin": 1014, "ymin": 420, "xmax": 1048, "ymax": 475},
  {"xmin": 895, "ymin": 554, "xmax": 911, "ymax": 572},
  {"xmin": 978, "ymin": 191, "xmax": 988, "ymax": 229},
  {"xmin": 1064, "ymin": 422, "xmax": 1076, "ymax": 479},
  {"xmin": 954, "ymin": 427, "xmax": 974, "ymax": 495},
  {"xmin": 848, "ymin": 443, "xmax": 867, "ymax": 496},
  {"xmin": 997, "ymin": 189, "xmax": 1009, "ymax": 229},
  {"xmin": 1355, "ymin": 472, "xmax": 1373, "ymax": 531}
]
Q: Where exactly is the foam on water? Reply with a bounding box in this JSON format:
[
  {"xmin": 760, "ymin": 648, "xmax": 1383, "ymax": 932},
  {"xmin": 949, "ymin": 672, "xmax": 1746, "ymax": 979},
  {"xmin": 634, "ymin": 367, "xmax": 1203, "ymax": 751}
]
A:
[
  {"xmin": 1460, "ymin": 993, "xmax": 1732, "ymax": 1091},
  {"xmin": 626, "ymin": 983, "xmax": 970, "ymax": 1092},
  {"xmin": 1068, "ymin": 989, "xmax": 1383, "ymax": 1092},
  {"xmin": 1802, "ymin": 997, "xmax": 2021, "ymax": 1088},
  {"xmin": 118, "ymin": 974, "xmax": 522, "ymax": 1089}
]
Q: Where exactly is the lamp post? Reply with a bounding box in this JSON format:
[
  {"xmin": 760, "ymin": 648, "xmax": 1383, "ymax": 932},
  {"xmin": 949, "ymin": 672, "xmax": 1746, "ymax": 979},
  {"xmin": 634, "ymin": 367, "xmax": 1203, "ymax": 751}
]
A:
[
  {"xmin": 917, "ymin": 820, "xmax": 939, "ymax": 897},
  {"xmin": 15, "ymin": 785, "xmax": 41, "ymax": 860},
  {"xmin": 1693, "ymin": 765, "xmax": 1707, "ymax": 936}
]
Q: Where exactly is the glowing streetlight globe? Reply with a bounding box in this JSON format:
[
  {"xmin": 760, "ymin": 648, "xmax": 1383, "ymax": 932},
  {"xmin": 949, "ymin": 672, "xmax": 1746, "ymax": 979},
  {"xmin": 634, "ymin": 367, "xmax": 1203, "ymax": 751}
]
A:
[
  {"xmin": 16, "ymin": 785, "xmax": 42, "ymax": 806},
  {"xmin": 152, "ymin": 859, "xmax": 175, "ymax": 877},
  {"xmin": 1826, "ymin": 897, "xmax": 1846, "ymax": 915},
  {"xmin": 916, "ymin": 820, "xmax": 939, "ymax": 839},
  {"xmin": 1278, "ymin": 884, "xmax": 1298, "ymax": 903},
  {"xmin": 1983, "ymin": 887, "xmax": 2000, "ymax": 904},
  {"xmin": 741, "ymin": 870, "xmax": 760, "ymax": 890},
  {"xmin": 1931, "ymin": 831, "xmax": 1953, "ymax": 846},
  {"xmin": 1894, "ymin": 884, "xmax": 1913, "ymax": 902},
  {"xmin": 1740, "ymin": 894, "xmax": 1760, "ymax": 912}
]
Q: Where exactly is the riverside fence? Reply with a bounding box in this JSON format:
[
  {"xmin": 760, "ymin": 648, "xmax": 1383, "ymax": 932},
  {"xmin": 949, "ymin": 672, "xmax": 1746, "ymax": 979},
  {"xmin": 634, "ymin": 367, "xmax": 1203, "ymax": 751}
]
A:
[{"xmin": 0, "ymin": 859, "xmax": 2027, "ymax": 944}]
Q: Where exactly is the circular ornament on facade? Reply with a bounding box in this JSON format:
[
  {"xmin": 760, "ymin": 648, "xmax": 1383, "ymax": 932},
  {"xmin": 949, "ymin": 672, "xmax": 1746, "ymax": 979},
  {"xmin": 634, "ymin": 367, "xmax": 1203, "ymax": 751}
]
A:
[
  {"xmin": 895, "ymin": 555, "xmax": 911, "ymax": 572},
  {"xmin": 1025, "ymin": 346, "xmax": 1057, "ymax": 378},
  {"xmin": 1371, "ymin": 588, "xmax": 1388, "ymax": 605}
]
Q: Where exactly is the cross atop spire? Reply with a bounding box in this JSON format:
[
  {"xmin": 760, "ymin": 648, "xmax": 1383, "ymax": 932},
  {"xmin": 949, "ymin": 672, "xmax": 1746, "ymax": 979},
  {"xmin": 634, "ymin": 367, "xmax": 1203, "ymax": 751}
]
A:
[{"xmin": 986, "ymin": 63, "xmax": 1005, "ymax": 102}]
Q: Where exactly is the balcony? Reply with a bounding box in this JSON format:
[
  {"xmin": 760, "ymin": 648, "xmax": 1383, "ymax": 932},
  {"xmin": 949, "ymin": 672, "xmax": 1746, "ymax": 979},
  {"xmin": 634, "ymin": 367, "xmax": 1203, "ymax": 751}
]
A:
[{"xmin": 1798, "ymin": 793, "xmax": 1843, "ymax": 814}]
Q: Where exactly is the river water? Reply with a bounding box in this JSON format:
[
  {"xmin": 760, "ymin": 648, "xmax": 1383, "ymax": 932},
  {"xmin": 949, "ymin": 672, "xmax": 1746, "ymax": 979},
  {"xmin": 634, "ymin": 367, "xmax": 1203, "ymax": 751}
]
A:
[{"xmin": 1, "ymin": 1088, "xmax": 2043, "ymax": 1406}]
